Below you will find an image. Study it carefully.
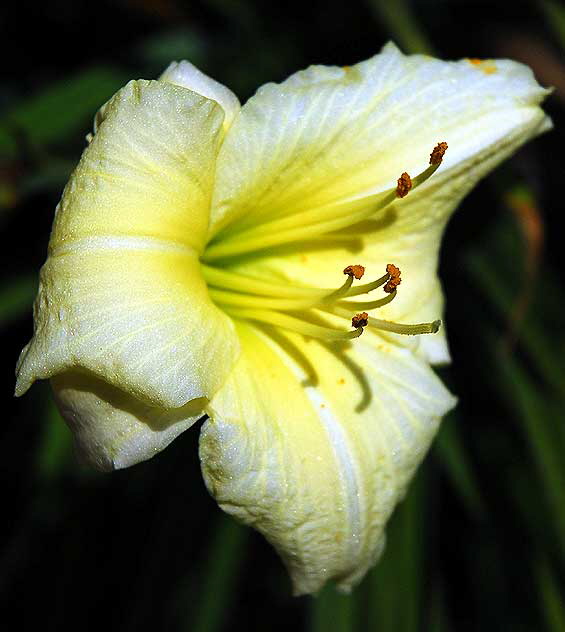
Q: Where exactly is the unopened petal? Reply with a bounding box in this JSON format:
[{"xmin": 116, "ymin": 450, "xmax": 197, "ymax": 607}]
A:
[
  {"xmin": 53, "ymin": 372, "xmax": 205, "ymax": 471},
  {"xmin": 199, "ymin": 322, "xmax": 455, "ymax": 595}
]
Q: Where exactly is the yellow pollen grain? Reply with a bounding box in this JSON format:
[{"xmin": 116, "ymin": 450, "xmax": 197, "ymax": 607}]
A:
[{"xmin": 396, "ymin": 172, "xmax": 412, "ymax": 198}]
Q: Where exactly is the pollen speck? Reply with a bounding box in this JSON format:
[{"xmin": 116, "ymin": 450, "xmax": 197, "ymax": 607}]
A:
[
  {"xmin": 430, "ymin": 141, "xmax": 448, "ymax": 165},
  {"xmin": 352, "ymin": 312, "xmax": 369, "ymax": 328},
  {"xmin": 338, "ymin": 378, "xmax": 346, "ymax": 385},
  {"xmin": 467, "ymin": 58, "xmax": 497, "ymax": 74},
  {"xmin": 384, "ymin": 263, "xmax": 401, "ymax": 293},
  {"xmin": 343, "ymin": 264, "xmax": 365, "ymax": 279},
  {"xmin": 396, "ymin": 172, "xmax": 412, "ymax": 198}
]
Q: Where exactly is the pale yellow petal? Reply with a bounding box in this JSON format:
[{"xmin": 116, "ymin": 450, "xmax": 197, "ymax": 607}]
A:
[
  {"xmin": 16, "ymin": 243, "xmax": 238, "ymax": 408},
  {"xmin": 210, "ymin": 42, "xmax": 550, "ymax": 239},
  {"xmin": 52, "ymin": 372, "xmax": 205, "ymax": 471},
  {"xmin": 16, "ymin": 79, "xmax": 239, "ymax": 406},
  {"xmin": 160, "ymin": 60, "xmax": 240, "ymax": 132},
  {"xmin": 199, "ymin": 322, "xmax": 455, "ymax": 595}
]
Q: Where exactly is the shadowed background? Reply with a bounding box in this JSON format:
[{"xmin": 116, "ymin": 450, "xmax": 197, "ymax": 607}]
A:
[{"xmin": 1, "ymin": 0, "xmax": 564, "ymax": 630}]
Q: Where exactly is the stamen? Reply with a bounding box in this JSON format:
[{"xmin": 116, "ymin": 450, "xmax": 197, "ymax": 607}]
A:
[
  {"xmin": 383, "ymin": 263, "xmax": 401, "ymax": 293},
  {"xmin": 325, "ymin": 305, "xmax": 441, "ymax": 336},
  {"xmin": 203, "ymin": 144, "xmax": 448, "ymax": 262},
  {"xmin": 337, "ymin": 289, "xmax": 397, "ymax": 310},
  {"xmin": 223, "ymin": 307, "xmax": 364, "ymax": 340}
]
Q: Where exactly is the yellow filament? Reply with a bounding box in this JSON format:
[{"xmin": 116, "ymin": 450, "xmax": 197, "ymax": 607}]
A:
[
  {"xmin": 368, "ymin": 316, "xmax": 441, "ymax": 335},
  {"xmin": 202, "ymin": 264, "xmax": 333, "ymax": 298},
  {"xmin": 224, "ymin": 307, "xmax": 364, "ymax": 340},
  {"xmin": 337, "ymin": 289, "xmax": 397, "ymax": 310}
]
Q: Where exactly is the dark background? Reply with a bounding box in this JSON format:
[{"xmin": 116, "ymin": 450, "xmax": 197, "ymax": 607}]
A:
[{"xmin": 1, "ymin": 1, "xmax": 565, "ymax": 630}]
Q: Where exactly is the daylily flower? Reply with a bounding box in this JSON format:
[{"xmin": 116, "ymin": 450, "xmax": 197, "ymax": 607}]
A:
[{"xmin": 15, "ymin": 43, "xmax": 550, "ymax": 595}]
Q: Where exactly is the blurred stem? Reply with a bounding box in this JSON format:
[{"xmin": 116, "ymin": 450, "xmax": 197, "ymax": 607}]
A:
[
  {"xmin": 310, "ymin": 587, "xmax": 356, "ymax": 632},
  {"xmin": 189, "ymin": 515, "xmax": 247, "ymax": 632},
  {"xmin": 368, "ymin": 0, "xmax": 434, "ymax": 54}
]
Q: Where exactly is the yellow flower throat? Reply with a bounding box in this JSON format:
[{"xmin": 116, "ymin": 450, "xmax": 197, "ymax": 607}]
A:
[{"xmin": 201, "ymin": 142, "xmax": 448, "ymax": 342}]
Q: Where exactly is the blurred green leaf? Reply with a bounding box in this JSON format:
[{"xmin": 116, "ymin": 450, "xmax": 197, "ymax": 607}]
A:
[
  {"xmin": 539, "ymin": 0, "xmax": 565, "ymax": 50},
  {"xmin": 185, "ymin": 515, "xmax": 247, "ymax": 632},
  {"xmin": 36, "ymin": 397, "xmax": 72, "ymax": 480},
  {"xmin": 494, "ymin": 351, "xmax": 565, "ymax": 556},
  {"xmin": 0, "ymin": 67, "xmax": 127, "ymax": 157},
  {"xmin": 428, "ymin": 581, "xmax": 450, "ymax": 632},
  {"xmin": 537, "ymin": 557, "xmax": 565, "ymax": 632},
  {"xmin": 0, "ymin": 276, "xmax": 36, "ymax": 327},
  {"xmin": 367, "ymin": 471, "xmax": 426, "ymax": 632},
  {"xmin": 137, "ymin": 28, "xmax": 207, "ymax": 75},
  {"xmin": 368, "ymin": 0, "xmax": 434, "ymax": 54},
  {"xmin": 434, "ymin": 413, "xmax": 485, "ymax": 518},
  {"xmin": 467, "ymin": 251, "xmax": 565, "ymax": 398}
]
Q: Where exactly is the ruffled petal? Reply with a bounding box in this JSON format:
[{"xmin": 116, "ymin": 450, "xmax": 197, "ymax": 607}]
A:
[
  {"xmin": 208, "ymin": 42, "xmax": 550, "ymax": 363},
  {"xmin": 160, "ymin": 61, "xmax": 240, "ymax": 133},
  {"xmin": 16, "ymin": 79, "xmax": 239, "ymax": 407},
  {"xmin": 52, "ymin": 371, "xmax": 205, "ymax": 471},
  {"xmin": 199, "ymin": 322, "xmax": 455, "ymax": 595}
]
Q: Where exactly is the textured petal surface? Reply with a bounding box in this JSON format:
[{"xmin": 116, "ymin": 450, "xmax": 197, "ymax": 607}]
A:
[
  {"xmin": 16, "ymin": 80, "xmax": 239, "ymax": 407},
  {"xmin": 160, "ymin": 61, "xmax": 240, "ymax": 132},
  {"xmin": 199, "ymin": 322, "xmax": 455, "ymax": 595},
  {"xmin": 208, "ymin": 43, "xmax": 550, "ymax": 363},
  {"xmin": 72, "ymin": 79, "xmax": 223, "ymax": 252},
  {"xmin": 53, "ymin": 372, "xmax": 206, "ymax": 471}
]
